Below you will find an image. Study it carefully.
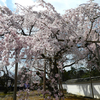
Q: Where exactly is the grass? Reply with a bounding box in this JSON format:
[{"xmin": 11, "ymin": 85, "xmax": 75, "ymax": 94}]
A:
[
  {"xmin": 0, "ymin": 91, "xmax": 99, "ymax": 100},
  {"xmin": 0, "ymin": 96, "xmax": 98, "ymax": 100}
]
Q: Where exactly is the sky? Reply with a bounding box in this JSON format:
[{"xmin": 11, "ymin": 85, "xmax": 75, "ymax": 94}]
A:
[{"xmin": 0, "ymin": 0, "xmax": 100, "ymax": 14}]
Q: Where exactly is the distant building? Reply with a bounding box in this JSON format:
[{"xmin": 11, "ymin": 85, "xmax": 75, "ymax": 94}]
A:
[{"xmin": 0, "ymin": 74, "xmax": 14, "ymax": 91}]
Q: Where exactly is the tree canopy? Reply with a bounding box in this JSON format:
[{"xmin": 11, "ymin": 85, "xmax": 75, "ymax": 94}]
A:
[{"xmin": 0, "ymin": 0, "xmax": 100, "ymax": 99}]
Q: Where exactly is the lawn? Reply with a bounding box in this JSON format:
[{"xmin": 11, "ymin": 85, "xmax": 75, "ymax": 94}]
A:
[{"xmin": 0, "ymin": 91, "xmax": 99, "ymax": 100}]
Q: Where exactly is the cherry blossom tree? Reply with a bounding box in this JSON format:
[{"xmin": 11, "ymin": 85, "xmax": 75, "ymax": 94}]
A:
[
  {"xmin": 0, "ymin": 0, "xmax": 100, "ymax": 100},
  {"xmin": 63, "ymin": 1, "xmax": 100, "ymax": 98},
  {"xmin": 63, "ymin": 0, "xmax": 100, "ymax": 69}
]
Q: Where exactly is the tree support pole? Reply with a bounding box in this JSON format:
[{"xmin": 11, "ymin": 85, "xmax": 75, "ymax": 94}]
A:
[
  {"xmin": 43, "ymin": 49, "xmax": 46, "ymax": 98},
  {"xmin": 89, "ymin": 69, "xmax": 94, "ymax": 99},
  {"xmin": 13, "ymin": 62, "xmax": 18, "ymax": 100}
]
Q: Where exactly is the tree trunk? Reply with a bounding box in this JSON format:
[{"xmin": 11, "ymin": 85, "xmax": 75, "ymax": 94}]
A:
[{"xmin": 58, "ymin": 69, "xmax": 64, "ymax": 100}]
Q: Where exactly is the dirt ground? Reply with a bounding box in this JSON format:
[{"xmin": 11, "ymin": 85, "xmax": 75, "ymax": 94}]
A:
[
  {"xmin": 0, "ymin": 91, "xmax": 99, "ymax": 100},
  {"xmin": 0, "ymin": 96, "xmax": 99, "ymax": 100}
]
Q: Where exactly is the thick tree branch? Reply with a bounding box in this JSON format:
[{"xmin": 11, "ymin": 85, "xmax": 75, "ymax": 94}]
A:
[
  {"xmin": 87, "ymin": 40, "xmax": 100, "ymax": 43},
  {"xmin": 63, "ymin": 56, "xmax": 87, "ymax": 68},
  {"xmin": 86, "ymin": 21, "xmax": 94, "ymax": 41}
]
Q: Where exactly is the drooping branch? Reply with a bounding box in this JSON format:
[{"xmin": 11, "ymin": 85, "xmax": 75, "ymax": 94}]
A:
[
  {"xmin": 0, "ymin": 70, "xmax": 5, "ymax": 75},
  {"xmin": 95, "ymin": 43, "xmax": 100, "ymax": 66}
]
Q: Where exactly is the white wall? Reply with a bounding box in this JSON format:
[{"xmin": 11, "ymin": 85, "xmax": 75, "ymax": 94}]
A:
[{"xmin": 62, "ymin": 82, "xmax": 100, "ymax": 99}]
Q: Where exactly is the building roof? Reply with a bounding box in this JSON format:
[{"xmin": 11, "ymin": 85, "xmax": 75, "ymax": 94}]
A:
[{"xmin": 64, "ymin": 76, "xmax": 100, "ymax": 84}]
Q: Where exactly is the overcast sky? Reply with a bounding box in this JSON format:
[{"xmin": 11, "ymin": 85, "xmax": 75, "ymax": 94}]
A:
[{"xmin": 0, "ymin": 0, "xmax": 100, "ymax": 14}]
